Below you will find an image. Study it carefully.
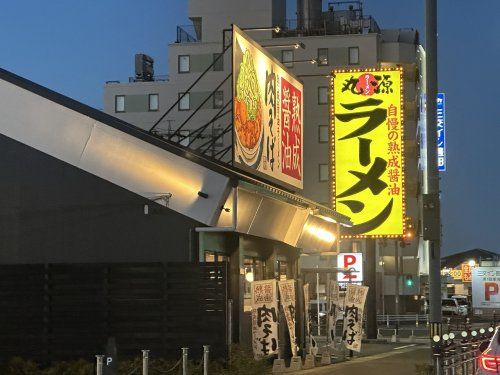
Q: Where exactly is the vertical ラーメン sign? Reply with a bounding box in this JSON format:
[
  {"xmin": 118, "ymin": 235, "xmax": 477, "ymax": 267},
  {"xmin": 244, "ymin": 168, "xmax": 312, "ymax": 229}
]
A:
[
  {"xmin": 331, "ymin": 68, "xmax": 405, "ymax": 237},
  {"xmin": 251, "ymin": 280, "xmax": 279, "ymax": 358},
  {"xmin": 233, "ymin": 25, "xmax": 303, "ymax": 190}
]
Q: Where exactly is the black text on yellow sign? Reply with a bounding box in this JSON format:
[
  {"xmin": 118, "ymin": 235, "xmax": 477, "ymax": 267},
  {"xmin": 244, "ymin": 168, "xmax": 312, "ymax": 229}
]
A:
[{"xmin": 331, "ymin": 68, "xmax": 405, "ymax": 237}]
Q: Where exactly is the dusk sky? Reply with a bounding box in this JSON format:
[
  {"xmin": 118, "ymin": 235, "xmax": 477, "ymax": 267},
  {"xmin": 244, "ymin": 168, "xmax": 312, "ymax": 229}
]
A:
[{"xmin": 0, "ymin": 1, "xmax": 498, "ymax": 256}]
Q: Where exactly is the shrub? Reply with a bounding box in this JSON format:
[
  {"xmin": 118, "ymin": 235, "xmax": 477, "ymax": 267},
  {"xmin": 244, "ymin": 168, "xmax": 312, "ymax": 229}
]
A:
[
  {"xmin": 415, "ymin": 363, "xmax": 433, "ymax": 375},
  {"xmin": 42, "ymin": 359, "xmax": 93, "ymax": 375},
  {"xmin": 3, "ymin": 357, "xmax": 40, "ymax": 375}
]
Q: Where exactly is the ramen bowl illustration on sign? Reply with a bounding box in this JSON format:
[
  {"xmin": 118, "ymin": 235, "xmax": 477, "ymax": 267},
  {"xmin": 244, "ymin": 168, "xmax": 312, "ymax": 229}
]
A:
[{"xmin": 234, "ymin": 49, "xmax": 263, "ymax": 166}]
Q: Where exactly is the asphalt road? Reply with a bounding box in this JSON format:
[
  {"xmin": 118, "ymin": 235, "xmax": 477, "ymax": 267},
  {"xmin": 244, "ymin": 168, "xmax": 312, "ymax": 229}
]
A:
[{"xmin": 296, "ymin": 344, "xmax": 431, "ymax": 375}]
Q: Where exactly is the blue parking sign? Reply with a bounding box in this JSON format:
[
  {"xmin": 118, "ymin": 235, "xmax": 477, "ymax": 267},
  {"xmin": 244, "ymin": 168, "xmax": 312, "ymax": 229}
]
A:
[{"xmin": 437, "ymin": 93, "xmax": 446, "ymax": 171}]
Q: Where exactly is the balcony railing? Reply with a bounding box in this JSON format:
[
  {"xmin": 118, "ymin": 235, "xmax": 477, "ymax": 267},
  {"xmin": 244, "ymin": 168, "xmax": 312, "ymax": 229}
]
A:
[
  {"xmin": 177, "ymin": 25, "xmax": 198, "ymax": 43},
  {"xmin": 105, "ymin": 75, "xmax": 169, "ymax": 84},
  {"xmin": 277, "ymin": 15, "xmax": 380, "ymax": 37}
]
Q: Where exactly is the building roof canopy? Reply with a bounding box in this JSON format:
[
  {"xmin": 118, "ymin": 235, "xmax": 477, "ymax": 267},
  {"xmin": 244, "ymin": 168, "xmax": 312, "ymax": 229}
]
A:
[{"xmin": 0, "ymin": 68, "xmax": 349, "ymax": 253}]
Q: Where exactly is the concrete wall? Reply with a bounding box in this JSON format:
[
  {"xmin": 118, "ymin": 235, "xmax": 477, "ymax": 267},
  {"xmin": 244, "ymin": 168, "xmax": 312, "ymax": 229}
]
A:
[{"xmin": 188, "ymin": 0, "xmax": 275, "ymax": 42}]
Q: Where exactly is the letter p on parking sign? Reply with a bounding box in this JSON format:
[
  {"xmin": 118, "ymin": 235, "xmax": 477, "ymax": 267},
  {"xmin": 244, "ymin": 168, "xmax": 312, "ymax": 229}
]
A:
[
  {"xmin": 337, "ymin": 253, "xmax": 363, "ymax": 282},
  {"xmin": 485, "ymin": 282, "xmax": 499, "ymax": 301}
]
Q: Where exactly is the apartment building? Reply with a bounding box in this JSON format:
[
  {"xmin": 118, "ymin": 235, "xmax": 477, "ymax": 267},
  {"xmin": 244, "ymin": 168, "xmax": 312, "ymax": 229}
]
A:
[{"xmin": 103, "ymin": 0, "xmax": 426, "ymax": 314}]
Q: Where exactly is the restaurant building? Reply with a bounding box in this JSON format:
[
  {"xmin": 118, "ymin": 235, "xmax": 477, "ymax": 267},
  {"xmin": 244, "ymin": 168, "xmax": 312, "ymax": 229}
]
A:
[
  {"xmin": 0, "ymin": 61, "xmax": 349, "ymax": 363},
  {"xmin": 103, "ymin": 0, "xmax": 425, "ymax": 316}
]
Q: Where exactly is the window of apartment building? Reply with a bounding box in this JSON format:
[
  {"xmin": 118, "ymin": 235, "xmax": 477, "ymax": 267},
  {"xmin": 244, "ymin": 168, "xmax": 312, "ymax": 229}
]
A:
[
  {"xmin": 282, "ymin": 50, "xmax": 294, "ymax": 68},
  {"xmin": 348, "ymin": 47, "xmax": 359, "ymax": 65},
  {"xmin": 213, "ymin": 127, "xmax": 224, "ymax": 147},
  {"xmin": 213, "ymin": 91, "xmax": 224, "ymax": 109},
  {"xmin": 178, "ymin": 92, "xmax": 190, "ymax": 111},
  {"xmin": 178, "ymin": 55, "xmax": 190, "ymax": 73},
  {"xmin": 213, "ymin": 53, "xmax": 224, "ymax": 71},
  {"xmin": 318, "ymin": 125, "xmax": 329, "ymax": 143},
  {"xmin": 148, "ymin": 94, "xmax": 159, "ymax": 111},
  {"xmin": 115, "ymin": 95, "xmax": 125, "ymax": 113},
  {"xmin": 318, "ymin": 86, "xmax": 329, "ymax": 104},
  {"xmin": 317, "ymin": 48, "xmax": 329, "ymax": 66},
  {"xmin": 319, "ymin": 164, "xmax": 329, "ymax": 182}
]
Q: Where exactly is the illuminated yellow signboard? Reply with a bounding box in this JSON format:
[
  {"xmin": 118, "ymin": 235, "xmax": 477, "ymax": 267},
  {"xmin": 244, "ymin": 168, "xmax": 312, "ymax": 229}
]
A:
[
  {"xmin": 461, "ymin": 263, "xmax": 472, "ymax": 282},
  {"xmin": 449, "ymin": 269, "xmax": 463, "ymax": 280},
  {"xmin": 331, "ymin": 68, "xmax": 405, "ymax": 237},
  {"xmin": 232, "ymin": 25, "xmax": 304, "ymax": 190}
]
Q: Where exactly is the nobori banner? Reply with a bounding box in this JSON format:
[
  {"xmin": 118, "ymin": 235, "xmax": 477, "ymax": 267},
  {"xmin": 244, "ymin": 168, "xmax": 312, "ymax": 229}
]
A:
[
  {"xmin": 472, "ymin": 267, "xmax": 500, "ymax": 309},
  {"xmin": 331, "ymin": 68, "xmax": 405, "ymax": 237},
  {"xmin": 232, "ymin": 25, "xmax": 303, "ymax": 190}
]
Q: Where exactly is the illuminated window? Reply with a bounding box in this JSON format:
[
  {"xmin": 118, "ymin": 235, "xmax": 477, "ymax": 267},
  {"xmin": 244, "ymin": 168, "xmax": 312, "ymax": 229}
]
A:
[
  {"xmin": 317, "ymin": 48, "xmax": 329, "ymax": 66},
  {"xmin": 318, "ymin": 125, "xmax": 329, "ymax": 143},
  {"xmin": 213, "ymin": 53, "xmax": 224, "ymax": 71},
  {"xmin": 204, "ymin": 251, "xmax": 215, "ymax": 262},
  {"xmin": 319, "ymin": 164, "xmax": 329, "ymax": 181},
  {"xmin": 282, "ymin": 50, "xmax": 294, "ymax": 68},
  {"xmin": 115, "ymin": 95, "xmax": 125, "ymax": 113},
  {"xmin": 178, "ymin": 92, "xmax": 190, "ymax": 111},
  {"xmin": 178, "ymin": 55, "xmax": 190, "ymax": 73},
  {"xmin": 318, "ymin": 87, "xmax": 329, "ymax": 104},
  {"xmin": 348, "ymin": 47, "xmax": 359, "ymax": 65},
  {"xmin": 243, "ymin": 257, "xmax": 264, "ymax": 312},
  {"xmin": 148, "ymin": 94, "xmax": 159, "ymax": 111},
  {"xmin": 278, "ymin": 259, "xmax": 288, "ymax": 281},
  {"xmin": 213, "ymin": 91, "xmax": 224, "ymax": 109}
]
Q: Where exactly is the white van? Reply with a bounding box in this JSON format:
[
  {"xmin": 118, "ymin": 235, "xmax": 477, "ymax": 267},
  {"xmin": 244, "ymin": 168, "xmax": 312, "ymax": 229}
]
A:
[
  {"xmin": 452, "ymin": 295, "xmax": 470, "ymax": 315},
  {"xmin": 442, "ymin": 298, "xmax": 467, "ymax": 316}
]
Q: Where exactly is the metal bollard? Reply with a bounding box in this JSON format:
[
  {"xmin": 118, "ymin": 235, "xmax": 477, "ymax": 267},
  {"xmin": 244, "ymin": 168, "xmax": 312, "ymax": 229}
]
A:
[
  {"xmin": 443, "ymin": 350, "xmax": 449, "ymax": 375},
  {"xmin": 461, "ymin": 346, "xmax": 467, "ymax": 375},
  {"xmin": 142, "ymin": 350, "xmax": 149, "ymax": 375},
  {"xmin": 182, "ymin": 347, "xmax": 189, "ymax": 375},
  {"xmin": 203, "ymin": 345, "xmax": 210, "ymax": 375},
  {"xmin": 95, "ymin": 355, "xmax": 105, "ymax": 375},
  {"xmin": 386, "ymin": 315, "xmax": 389, "ymax": 327},
  {"xmin": 449, "ymin": 348, "xmax": 456, "ymax": 375},
  {"xmin": 433, "ymin": 353, "xmax": 441, "ymax": 375}
]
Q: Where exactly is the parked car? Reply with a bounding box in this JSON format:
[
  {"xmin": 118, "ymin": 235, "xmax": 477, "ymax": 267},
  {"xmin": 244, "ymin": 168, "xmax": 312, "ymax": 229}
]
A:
[
  {"xmin": 442, "ymin": 298, "xmax": 467, "ymax": 316},
  {"xmin": 309, "ymin": 300, "xmax": 328, "ymax": 325},
  {"xmin": 477, "ymin": 326, "xmax": 500, "ymax": 374},
  {"xmin": 452, "ymin": 295, "xmax": 470, "ymax": 314}
]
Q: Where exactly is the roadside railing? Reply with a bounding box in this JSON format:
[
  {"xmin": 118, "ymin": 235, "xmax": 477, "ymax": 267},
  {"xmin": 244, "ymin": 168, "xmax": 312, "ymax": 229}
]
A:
[
  {"xmin": 433, "ymin": 326, "xmax": 496, "ymax": 375},
  {"xmin": 377, "ymin": 314, "xmax": 430, "ymax": 327},
  {"xmin": 96, "ymin": 345, "xmax": 210, "ymax": 375}
]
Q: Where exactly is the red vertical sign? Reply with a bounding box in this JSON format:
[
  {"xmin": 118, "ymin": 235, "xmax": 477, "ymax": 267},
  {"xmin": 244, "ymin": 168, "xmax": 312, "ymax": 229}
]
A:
[{"xmin": 281, "ymin": 77, "xmax": 302, "ymax": 181}]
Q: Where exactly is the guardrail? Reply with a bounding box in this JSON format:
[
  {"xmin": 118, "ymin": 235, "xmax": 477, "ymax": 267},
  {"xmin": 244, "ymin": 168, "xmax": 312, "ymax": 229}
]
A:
[{"xmin": 377, "ymin": 314, "xmax": 430, "ymax": 327}]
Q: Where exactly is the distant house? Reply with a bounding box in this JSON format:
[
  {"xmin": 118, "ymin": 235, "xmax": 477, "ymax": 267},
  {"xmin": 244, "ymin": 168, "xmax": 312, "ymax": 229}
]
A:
[{"xmin": 441, "ymin": 248, "xmax": 499, "ymax": 269}]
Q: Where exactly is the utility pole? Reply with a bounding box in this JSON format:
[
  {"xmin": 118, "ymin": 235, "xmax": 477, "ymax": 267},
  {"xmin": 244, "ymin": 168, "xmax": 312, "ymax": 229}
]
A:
[
  {"xmin": 424, "ymin": 0, "xmax": 443, "ymax": 352},
  {"xmin": 365, "ymin": 239, "xmax": 377, "ymax": 339},
  {"xmin": 394, "ymin": 241, "xmax": 400, "ymax": 316}
]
